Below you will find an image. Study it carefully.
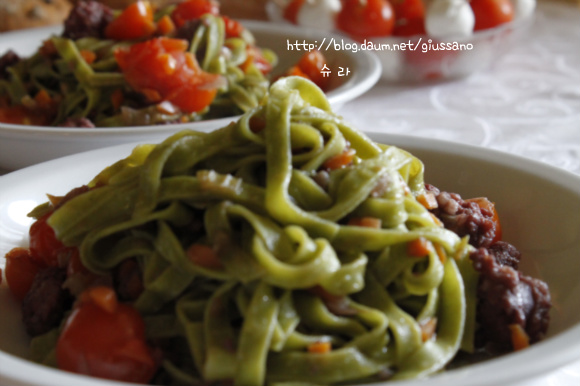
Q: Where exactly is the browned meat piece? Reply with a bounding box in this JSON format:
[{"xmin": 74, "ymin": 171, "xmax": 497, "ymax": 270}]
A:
[
  {"xmin": 488, "ymin": 241, "xmax": 521, "ymax": 269},
  {"xmin": 175, "ymin": 19, "xmax": 203, "ymax": 43},
  {"xmin": 426, "ymin": 184, "xmax": 500, "ymax": 248},
  {"xmin": 62, "ymin": 0, "xmax": 114, "ymax": 40},
  {"xmin": 22, "ymin": 267, "xmax": 72, "ymax": 337},
  {"xmin": 470, "ymin": 247, "xmax": 551, "ymax": 350},
  {"xmin": 0, "ymin": 50, "xmax": 20, "ymax": 79},
  {"xmin": 113, "ymin": 259, "xmax": 144, "ymax": 302}
]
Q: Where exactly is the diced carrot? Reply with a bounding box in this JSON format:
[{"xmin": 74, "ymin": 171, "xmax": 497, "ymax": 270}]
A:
[
  {"xmin": 419, "ymin": 317, "xmax": 437, "ymax": 342},
  {"xmin": 80, "ymin": 50, "xmax": 97, "ymax": 64},
  {"xmin": 323, "ymin": 148, "xmax": 356, "ymax": 170},
  {"xmin": 285, "ymin": 65, "xmax": 308, "ymax": 79},
  {"xmin": 156, "ymin": 14, "xmax": 176, "ymax": 36},
  {"xmin": 430, "ymin": 213, "xmax": 443, "ymax": 227},
  {"xmin": 434, "ymin": 243, "xmax": 447, "ymax": 263},
  {"xmin": 509, "ymin": 324, "xmax": 530, "ymax": 351},
  {"xmin": 417, "ymin": 192, "xmax": 438, "ymax": 210},
  {"xmin": 307, "ymin": 341, "xmax": 332, "ymax": 354},
  {"xmin": 187, "ymin": 243, "xmax": 224, "ymax": 270},
  {"xmin": 407, "ymin": 237, "xmax": 432, "ymax": 257},
  {"xmin": 347, "ymin": 217, "xmax": 382, "ymax": 228},
  {"xmin": 34, "ymin": 89, "xmax": 52, "ymax": 108},
  {"xmin": 81, "ymin": 286, "xmax": 118, "ymax": 313},
  {"xmin": 111, "ymin": 88, "xmax": 124, "ymax": 111}
]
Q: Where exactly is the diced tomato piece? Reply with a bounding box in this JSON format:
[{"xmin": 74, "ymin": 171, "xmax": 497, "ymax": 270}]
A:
[
  {"xmin": 0, "ymin": 105, "xmax": 50, "ymax": 125},
  {"xmin": 223, "ymin": 16, "xmax": 244, "ymax": 38},
  {"xmin": 29, "ymin": 213, "xmax": 69, "ymax": 267},
  {"xmin": 171, "ymin": 0, "xmax": 220, "ymax": 28},
  {"xmin": 115, "ymin": 37, "xmax": 222, "ymax": 113},
  {"xmin": 105, "ymin": 1, "xmax": 156, "ymax": 40},
  {"xmin": 56, "ymin": 286, "xmax": 157, "ymax": 383},
  {"xmin": 4, "ymin": 247, "xmax": 42, "ymax": 301},
  {"xmin": 156, "ymin": 14, "xmax": 176, "ymax": 36}
]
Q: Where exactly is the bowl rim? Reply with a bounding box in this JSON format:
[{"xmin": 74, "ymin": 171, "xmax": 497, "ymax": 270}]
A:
[
  {"xmin": 0, "ymin": 21, "xmax": 381, "ymax": 135},
  {"xmin": 1, "ymin": 132, "xmax": 580, "ymax": 386}
]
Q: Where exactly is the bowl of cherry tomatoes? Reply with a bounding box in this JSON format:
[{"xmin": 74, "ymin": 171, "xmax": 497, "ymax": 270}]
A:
[{"xmin": 268, "ymin": 0, "xmax": 535, "ymax": 82}]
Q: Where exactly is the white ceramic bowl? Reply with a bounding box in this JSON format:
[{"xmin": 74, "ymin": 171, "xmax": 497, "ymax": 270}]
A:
[
  {"xmin": 0, "ymin": 22, "xmax": 381, "ymax": 170},
  {"xmin": 370, "ymin": 16, "xmax": 533, "ymax": 83},
  {"xmin": 1, "ymin": 133, "xmax": 579, "ymax": 386},
  {"xmin": 266, "ymin": 1, "xmax": 532, "ymax": 83}
]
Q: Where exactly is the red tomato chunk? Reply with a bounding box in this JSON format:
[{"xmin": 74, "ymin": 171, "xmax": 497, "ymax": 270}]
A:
[
  {"xmin": 114, "ymin": 37, "xmax": 222, "ymax": 113},
  {"xmin": 56, "ymin": 286, "xmax": 158, "ymax": 384}
]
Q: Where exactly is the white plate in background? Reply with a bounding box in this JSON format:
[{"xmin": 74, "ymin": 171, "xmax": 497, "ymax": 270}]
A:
[{"xmin": 0, "ymin": 22, "xmax": 381, "ymax": 170}]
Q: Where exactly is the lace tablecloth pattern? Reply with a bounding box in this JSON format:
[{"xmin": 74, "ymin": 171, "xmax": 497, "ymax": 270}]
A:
[{"xmin": 338, "ymin": 1, "xmax": 580, "ymax": 175}]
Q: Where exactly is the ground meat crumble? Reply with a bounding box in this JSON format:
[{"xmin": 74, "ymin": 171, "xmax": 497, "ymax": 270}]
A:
[{"xmin": 426, "ymin": 183, "xmax": 551, "ymax": 351}]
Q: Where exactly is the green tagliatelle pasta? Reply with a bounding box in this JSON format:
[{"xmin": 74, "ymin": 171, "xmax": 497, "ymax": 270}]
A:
[
  {"xmin": 31, "ymin": 77, "xmax": 479, "ymax": 385},
  {"xmin": 0, "ymin": 7, "xmax": 275, "ymax": 127}
]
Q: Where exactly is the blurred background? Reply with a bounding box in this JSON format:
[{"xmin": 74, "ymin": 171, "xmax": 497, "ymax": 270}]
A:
[{"xmin": 1, "ymin": 0, "xmax": 579, "ymax": 33}]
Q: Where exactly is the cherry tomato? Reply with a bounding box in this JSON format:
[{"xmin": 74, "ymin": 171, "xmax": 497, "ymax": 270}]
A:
[
  {"xmin": 171, "ymin": 0, "xmax": 220, "ymax": 28},
  {"xmin": 470, "ymin": 0, "xmax": 514, "ymax": 31},
  {"xmin": 29, "ymin": 213, "xmax": 70, "ymax": 267},
  {"xmin": 393, "ymin": 0, "xmax": 426, "ymax": 36},
  {"xmin": 4, "ymin": 248, "xmax": 42, "ymax": 301},
  {"xmin": 298, "ymin": 50, "xmax": 331, "ymax": 89},
  {"xmin": 336, "ymin": 0, "xmax": 395, "ymax": 41},
  {"xmin": 56, "ymin": 286, "xmax": 157, "ymax": 383},
  {"xmin": 283, "ymin": 0, "xmax": 305, "ymax": 24},
  {"xmin": 104, "ymin": 1, "xmax": 156, "ymax": 40},
  {"xmin": 115, "ymin": 37, "xmax": 222, "ymax": 113},
  {"xmin": 284, "ymin": 51, "xmax": 331, "ymax": 90}
]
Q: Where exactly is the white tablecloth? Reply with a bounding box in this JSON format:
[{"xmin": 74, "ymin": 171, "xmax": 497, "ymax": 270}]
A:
[{"xmin": 339, "ymin": 1, "xmax": 580, "ymax": 176}]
